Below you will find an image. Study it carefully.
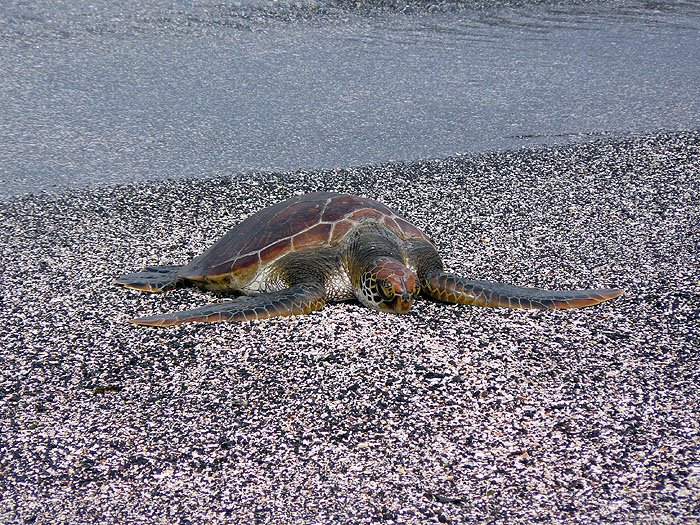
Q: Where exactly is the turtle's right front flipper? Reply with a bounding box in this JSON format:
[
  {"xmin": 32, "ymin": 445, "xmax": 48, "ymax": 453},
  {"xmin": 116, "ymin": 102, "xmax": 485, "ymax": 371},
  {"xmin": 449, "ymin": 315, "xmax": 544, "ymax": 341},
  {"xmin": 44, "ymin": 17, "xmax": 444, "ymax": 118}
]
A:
[
  {"xmin": 422, "ymin": 273, "xmax": 623, "ymax": 310},
  {"xmin": 114, "ymin": 265, "xmax": 186, "ymax": 293},
  {"xmin": 129, "ymin": 283, "xmax": 326, "ymax": 326}
]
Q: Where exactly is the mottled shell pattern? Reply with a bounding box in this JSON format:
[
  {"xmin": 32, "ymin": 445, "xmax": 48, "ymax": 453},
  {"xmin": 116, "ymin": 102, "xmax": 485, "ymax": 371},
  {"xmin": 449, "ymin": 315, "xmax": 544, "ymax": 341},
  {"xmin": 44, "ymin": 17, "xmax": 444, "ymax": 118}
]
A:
[{"xmin": 178, "ymin": 192, "xmax": 429, "ymax": 288}]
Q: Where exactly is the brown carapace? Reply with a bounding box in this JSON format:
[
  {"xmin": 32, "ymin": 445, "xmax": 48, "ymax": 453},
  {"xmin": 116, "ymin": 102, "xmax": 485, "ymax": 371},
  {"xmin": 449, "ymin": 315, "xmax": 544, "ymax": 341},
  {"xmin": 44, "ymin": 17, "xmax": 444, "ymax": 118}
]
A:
[{"xmin": 115, "ymin": 192, "xmax": 623, "ymax": 326}]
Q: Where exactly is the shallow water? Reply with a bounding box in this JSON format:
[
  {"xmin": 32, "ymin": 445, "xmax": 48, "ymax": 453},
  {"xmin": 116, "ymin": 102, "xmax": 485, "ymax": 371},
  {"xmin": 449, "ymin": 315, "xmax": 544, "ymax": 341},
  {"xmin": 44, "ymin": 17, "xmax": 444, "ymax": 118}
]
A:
[{"xmin": 1, "ymin": 0, "xmax": 699, "ymax": 199}]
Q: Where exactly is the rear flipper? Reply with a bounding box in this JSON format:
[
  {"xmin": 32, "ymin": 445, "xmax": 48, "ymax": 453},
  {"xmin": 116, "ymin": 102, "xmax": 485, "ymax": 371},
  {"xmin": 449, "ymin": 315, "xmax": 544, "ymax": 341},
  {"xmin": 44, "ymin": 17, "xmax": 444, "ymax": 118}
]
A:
[
  {"xmin": 114, "ymin": 265, "xmax": 186, "ymax": 293},
  {"xmin": 422, "ymin": 273, "xmax": 623, "ymax": 309},
  {"xmin": 129, "ymin": 283, "xmax": 327, "ymax": 326}
]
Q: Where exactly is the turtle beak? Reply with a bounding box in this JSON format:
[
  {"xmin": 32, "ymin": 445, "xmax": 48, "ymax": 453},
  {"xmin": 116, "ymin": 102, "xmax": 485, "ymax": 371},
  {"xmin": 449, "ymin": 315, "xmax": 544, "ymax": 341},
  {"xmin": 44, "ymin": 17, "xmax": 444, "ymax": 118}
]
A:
[{"xmin": 393, "ymin": 292, "xmax": 413, "ymax": 314}]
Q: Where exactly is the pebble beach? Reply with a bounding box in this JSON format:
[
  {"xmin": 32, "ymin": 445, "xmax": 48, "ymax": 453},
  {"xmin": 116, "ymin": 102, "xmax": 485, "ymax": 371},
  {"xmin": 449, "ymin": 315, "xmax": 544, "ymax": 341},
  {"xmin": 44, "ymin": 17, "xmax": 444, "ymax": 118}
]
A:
[{"xmin": 1, "ymin": 130, "xmax": 699, "ymax": 523}]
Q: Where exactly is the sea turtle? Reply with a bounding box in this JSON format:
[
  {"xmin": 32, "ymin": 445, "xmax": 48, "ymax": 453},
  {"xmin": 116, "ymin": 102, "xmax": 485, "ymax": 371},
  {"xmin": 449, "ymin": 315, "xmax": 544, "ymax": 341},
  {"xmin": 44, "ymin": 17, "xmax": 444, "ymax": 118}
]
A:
[{"xmin": 115, "ymin": 192, "xmax": 622, "ymax": 326}]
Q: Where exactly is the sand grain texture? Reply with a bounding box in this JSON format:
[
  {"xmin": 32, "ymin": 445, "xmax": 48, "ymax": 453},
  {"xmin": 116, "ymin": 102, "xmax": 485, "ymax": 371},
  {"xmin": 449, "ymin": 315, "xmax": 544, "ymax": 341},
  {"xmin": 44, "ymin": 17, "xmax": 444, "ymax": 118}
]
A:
[{"xmin": 1, "ymin": 131, "xmax": 699, "ymax": 523}]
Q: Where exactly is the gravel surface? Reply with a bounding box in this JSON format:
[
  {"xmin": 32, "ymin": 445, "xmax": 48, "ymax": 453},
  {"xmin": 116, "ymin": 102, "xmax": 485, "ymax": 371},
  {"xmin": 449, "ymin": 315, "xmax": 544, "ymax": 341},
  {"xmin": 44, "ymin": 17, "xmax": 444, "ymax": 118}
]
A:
[{"xmin": 1, "ymin": 131, "xmax": 699, "ymax": 524}]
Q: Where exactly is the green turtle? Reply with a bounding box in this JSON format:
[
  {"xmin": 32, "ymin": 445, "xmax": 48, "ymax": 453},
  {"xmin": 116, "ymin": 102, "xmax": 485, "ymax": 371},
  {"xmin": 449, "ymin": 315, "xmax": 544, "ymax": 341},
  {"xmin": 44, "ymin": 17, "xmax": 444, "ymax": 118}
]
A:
[{"xmin": 115, "ymin": 192, "xmax": 622, "ymax": 326}]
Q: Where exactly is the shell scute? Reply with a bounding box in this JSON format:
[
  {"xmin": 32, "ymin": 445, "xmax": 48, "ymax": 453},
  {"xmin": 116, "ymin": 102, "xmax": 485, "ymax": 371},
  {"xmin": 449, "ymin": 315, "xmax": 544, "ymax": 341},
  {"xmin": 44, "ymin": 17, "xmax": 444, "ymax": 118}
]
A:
[
  {"xmin": 395, "ymin": 217, "xmax": 428, "ymax": 240},
  {"xmin": 348, "ymin": 208, "xmax": 385, "ymax": 221},
  {"xmin": 322, "ymin": 195, "xmax": 380, "ymax": 222},
  {"xmin": 231, "ymin": 252, "xmax": 260, "ymax": 284},
  {"xmin": 259, "ymin": 238, "xmax": 293, "ymax": 264},
  {"xmin": 241, "ymin": 199, "xmax": 323, "ymax": 254},
  {"xmin": 291, "ymin": 222, "xmax": 333, "ymax": 250},
  {"xmin": 329, "ymin": 219, "xmax": 356, "ymax": 245},
  {"xmin": 382, "ymin": 216, "xmax": 402, "ymax": 237},
  {"xmin": 321, "ymin": 195, "xmax": 357, "ymax": 222}
]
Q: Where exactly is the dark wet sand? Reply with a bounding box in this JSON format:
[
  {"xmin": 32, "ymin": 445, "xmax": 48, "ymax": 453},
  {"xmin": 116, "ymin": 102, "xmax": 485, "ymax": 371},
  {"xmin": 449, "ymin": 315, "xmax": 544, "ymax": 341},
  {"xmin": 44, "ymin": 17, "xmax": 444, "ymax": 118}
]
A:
[{"xmin": 1, "ymin": 131, "xmax": 699, "ymax": 523}]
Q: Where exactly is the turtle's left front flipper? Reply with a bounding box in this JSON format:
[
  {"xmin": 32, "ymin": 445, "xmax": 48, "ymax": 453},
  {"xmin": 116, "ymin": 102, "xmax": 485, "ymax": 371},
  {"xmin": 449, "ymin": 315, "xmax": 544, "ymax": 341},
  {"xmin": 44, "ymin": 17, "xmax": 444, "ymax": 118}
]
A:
[
  {"xmin": 421, "ymin": 273, "xmax": 623, "ymax": 309},
  {"xmin": 129, "ymin": 283, "xmax": 326, "ymax": 326}
]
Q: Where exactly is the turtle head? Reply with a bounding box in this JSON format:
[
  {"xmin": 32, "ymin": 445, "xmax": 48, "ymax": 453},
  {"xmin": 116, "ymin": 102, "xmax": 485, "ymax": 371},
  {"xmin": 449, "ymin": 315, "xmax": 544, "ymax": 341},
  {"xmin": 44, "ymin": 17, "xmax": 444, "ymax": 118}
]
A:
[{"xmin": 357, "ymin": 257, "xmax": 419, "ymax": 314}]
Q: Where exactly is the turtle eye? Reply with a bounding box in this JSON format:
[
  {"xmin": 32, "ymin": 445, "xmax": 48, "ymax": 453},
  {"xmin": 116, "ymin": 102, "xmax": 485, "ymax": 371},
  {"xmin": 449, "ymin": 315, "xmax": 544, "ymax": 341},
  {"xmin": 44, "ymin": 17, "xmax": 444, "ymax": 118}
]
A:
[{"xmin": 377, "ymin": 278, "xmax": 394, "ymax": 300}]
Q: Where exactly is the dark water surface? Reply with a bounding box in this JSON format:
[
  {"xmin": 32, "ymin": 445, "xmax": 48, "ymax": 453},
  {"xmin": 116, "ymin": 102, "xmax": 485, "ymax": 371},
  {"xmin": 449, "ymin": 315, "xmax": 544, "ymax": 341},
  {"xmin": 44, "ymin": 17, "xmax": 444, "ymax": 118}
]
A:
[{"xmin": 1, "ymin": 0, "xmax": 699, "ymax": 199}]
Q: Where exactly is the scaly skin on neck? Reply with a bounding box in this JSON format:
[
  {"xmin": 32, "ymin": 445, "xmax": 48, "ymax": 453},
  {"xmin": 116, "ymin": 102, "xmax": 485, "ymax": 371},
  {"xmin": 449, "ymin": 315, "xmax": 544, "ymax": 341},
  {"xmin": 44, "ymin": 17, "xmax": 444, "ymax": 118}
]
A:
[
  {"xmin": 342, "ymin": 223, "xmax": 405, "ymax": 288},
  {"xmin": 342, "ymin": 223, "xmax": 419, "ymax": 312}
]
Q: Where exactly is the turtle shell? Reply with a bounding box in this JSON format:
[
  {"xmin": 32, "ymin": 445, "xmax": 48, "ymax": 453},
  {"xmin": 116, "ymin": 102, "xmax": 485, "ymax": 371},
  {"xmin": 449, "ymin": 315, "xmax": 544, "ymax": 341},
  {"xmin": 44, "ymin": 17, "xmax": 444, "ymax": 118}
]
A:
[{"xmin": 179, "ymin": 192, "xmax": 429, "ymax": 287}]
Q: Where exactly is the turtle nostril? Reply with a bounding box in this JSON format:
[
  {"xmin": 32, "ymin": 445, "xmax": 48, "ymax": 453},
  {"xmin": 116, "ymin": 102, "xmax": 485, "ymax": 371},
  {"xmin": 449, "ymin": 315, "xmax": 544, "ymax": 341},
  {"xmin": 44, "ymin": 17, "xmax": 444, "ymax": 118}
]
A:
[{"xmin": 391, "ymin": 293, "xmax": 413, "ymax": 313}]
